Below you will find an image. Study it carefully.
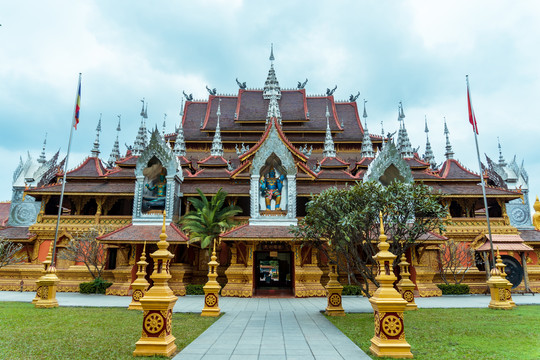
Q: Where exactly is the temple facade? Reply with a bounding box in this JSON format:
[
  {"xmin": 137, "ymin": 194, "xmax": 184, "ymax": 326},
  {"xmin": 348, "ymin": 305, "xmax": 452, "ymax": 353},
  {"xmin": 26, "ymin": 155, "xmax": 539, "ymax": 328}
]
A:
[{"xmin": 1, "ymin": 50, "xmax": 539, "ymax": 297}]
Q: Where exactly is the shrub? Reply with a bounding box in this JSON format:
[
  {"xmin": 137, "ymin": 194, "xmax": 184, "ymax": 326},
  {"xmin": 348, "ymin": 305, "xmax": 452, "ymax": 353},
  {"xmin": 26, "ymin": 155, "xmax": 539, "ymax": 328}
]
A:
[
  {"xmin": 79, "ymin": 278, "xmax": 112, "ymax": 294},
  {"xmin": 437, "ymin": 283, "xmax": 470, "ymax": 295},
  {"xmin": 185, "ymin": 284, "xmax": 205, "ymax": 295},
  {"xmin": 342, "ymin": 284, "xmax": 363, "ymax": 296}
]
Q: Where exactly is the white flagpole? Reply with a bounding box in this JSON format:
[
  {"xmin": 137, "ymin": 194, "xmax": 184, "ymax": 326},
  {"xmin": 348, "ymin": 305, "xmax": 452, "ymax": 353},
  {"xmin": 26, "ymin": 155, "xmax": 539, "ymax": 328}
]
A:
[
  {"xmin": 51, "ymin": 73, "xmax": 81, "ymax": 267},
  {"xmin": 467, "ymin": 75, "xmax": 495, "ymax": 269}
]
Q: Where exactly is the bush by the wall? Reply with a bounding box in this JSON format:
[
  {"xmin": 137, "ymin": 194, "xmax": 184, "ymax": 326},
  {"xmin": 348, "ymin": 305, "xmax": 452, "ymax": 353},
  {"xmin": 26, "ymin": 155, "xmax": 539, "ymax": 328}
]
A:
[
  {"xmin": 185, "ymin": 284, "xmax": 205, "ymax": 295},
  {"xmin": 341, "ymin": 284, "xmax": 363, "ymax": 296},
  {"xmin": 437, "ymin": 283, "xmax": 470, "ymax": 295},
  {"xmin": 79, "ymin": 278, "xmax": 112, "ymax": 294}
]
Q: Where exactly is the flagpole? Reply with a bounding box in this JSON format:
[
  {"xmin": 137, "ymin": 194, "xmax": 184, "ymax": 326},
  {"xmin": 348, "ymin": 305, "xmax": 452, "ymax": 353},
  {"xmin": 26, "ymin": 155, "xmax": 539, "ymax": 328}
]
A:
[
  {"xmin": 51, "ymin": 73, "xmax": 81, "ymax": 268},
  {"xmin": 467, "ymin": 75, "xmax": 495, "ymax": 269}
]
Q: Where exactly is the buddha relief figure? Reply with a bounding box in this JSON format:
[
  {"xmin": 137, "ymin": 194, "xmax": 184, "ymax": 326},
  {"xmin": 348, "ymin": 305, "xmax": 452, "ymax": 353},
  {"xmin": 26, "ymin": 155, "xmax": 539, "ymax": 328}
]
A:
[
  {"xmin": 260, "ymin": 167, "xmax": 285, "ymax": 210},
  {"xmin": 142, "ymin": 163, "xmax": 167, "ymax": 212}
]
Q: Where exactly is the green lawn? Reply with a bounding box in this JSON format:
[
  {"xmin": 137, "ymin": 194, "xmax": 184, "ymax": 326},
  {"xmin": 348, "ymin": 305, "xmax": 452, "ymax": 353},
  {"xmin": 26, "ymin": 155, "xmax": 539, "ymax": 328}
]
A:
[
  {"xmin": 327, "ymin": 306, "xmax": 540, "ymax": 360},
  {"xmin": 0, "ymin": 302, "xmax": 218, "ymax": 359}
]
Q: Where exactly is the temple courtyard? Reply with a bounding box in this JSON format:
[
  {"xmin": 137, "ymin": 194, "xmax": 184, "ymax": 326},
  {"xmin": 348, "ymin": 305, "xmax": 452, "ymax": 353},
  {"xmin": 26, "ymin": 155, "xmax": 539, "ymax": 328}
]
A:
[{"xmin": 1, "ymin": 291, "xmax": 539, "ymax": 359}]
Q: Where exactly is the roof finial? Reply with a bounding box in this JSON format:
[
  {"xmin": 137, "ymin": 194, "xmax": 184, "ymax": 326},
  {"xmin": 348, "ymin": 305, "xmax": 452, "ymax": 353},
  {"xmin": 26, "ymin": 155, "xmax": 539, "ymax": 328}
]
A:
[
  {"xmin": 210, "ymin": 98, "xmax": 223, "ymax": 157},
  {"xmin": 444, "ymin": 117, "xmax": 454, "ymax": 160},
  {"xmin": 174, "ymin": 99, "xmax": 187, "ymax": 157},
  {"xmin": 263, "ymin": 44, "xmax": 281, "ymax": 100},
  {"xmin": 162, "ymin": 113, "xmax": 167, "ymax": 138},
  {"xmin": 91, "ymin": 113, "xmax": 102, "ymax": 157},
  {"xmin": 38, "ymin": 133, "xmax": 47, "ymax": 164},
  {"xmin": 396, "ymin": 102, "xmax": 413, "ymax": 158},
  {"xmin": 133, "ymin": 99, "xmax": 148, "ymax": 156},
  {"xmin": 108, "ymin": 115, "xmax": 121, "ymax": 166},
  {"xmin": 323, "ymin": 101, "xmax": 336, "ymax": 158},
  {"xmin": 497, "ymin": 137, "xmax": 506, "ymax": 166},
  {"xmin": 361, "ymin": 100, "xmax": 374, "ymax": 158},
  {"xmin": 423, "ymin": 116, "xmax": 436, "ymax": 169},
  {"xmin": 266, "ymin": 88, "xmax": 282, "ymax": 125}
]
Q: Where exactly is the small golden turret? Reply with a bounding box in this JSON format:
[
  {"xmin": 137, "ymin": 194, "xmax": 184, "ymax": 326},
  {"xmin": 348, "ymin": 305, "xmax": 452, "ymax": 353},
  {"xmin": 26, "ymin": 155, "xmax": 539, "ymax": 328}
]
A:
[
  {"xmin": 486, "ymin": 247, "xmax": 515, "ymax": 310},
  {"xmin": 397, "ymin": 253, "xmax": 418, "ymax": 311},
  {"xmin": 201, "ymin": 239, "xmax": 221, "ymax": 317},
  {"xmin": 128, "ymin": 241, "xmax": 150, "ymax": 310}
]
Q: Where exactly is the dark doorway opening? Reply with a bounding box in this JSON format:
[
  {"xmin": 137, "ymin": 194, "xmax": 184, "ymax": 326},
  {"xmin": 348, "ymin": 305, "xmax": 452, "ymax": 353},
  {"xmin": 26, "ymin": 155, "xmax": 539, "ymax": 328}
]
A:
[{"xmin": 254, "ymin": 251, "xmax": 293, "ymax": 297}]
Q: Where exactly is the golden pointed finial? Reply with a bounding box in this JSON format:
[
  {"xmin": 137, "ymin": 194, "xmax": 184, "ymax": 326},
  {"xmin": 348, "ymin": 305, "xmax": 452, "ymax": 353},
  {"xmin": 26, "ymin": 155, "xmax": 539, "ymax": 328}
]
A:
[
  {"xmin": 158, "ymin": 210, "xmax": 168, "ymax": 245},
  {"xmin": 379, "ymin": 211, "xmax": 385, "ymax": 235},
  {"xmin": 496, "ymin": 246, "xmax": 500, "ymax": 258},
  {"xmin": 143, "ymin": 241, "xmax": 146, "ymax": 254}
]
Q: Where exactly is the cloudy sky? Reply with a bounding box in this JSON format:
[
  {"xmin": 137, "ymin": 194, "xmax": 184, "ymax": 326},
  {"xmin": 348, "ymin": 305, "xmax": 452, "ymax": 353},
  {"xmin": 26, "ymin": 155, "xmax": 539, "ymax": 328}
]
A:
[{"xmin": 1, "ymin": 1, "xmax": 539, "ymax": 214}]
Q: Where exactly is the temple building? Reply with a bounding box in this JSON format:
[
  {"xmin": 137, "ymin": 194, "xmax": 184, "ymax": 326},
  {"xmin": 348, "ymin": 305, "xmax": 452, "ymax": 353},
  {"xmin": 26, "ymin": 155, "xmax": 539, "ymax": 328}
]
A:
[{"xmin": 1, "ymin": 49, "xmax": 539, "ymax": 297}]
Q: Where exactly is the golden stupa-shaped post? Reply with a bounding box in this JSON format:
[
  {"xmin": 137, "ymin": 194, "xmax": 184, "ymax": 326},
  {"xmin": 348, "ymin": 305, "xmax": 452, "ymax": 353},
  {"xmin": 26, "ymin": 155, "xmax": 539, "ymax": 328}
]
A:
[
  {"xmin": 128, "ymin": 241, "xmax": 150, "ymax": 310},
  {"xmin": 34, "ymin": 241, "xmax": 59, "ymax": 308},
  {"xmin": 133, "ymin": 212, "xmax": 178, "ymax": 357},
  {"xmin": 397, "ymin": 253, "xmax": 418, "ymax": 311},
  {"xmin": 325, "ymin": 262, "xmax": 345, "ymax": 316},
  {"xmin": 369, "ymin": 212, "xmax": 413, "ymax": 358},
  {"xmin": 201, "ymin": 239, "xmax": 221, "ymax": 316},
  {"xmin": 486, "ymin": 247, "xmax": 515, "ymax": 310}
]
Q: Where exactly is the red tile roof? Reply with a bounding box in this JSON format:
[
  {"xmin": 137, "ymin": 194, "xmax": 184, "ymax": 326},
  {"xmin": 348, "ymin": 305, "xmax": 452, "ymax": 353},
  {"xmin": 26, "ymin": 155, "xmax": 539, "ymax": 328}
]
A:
[
  {"xmin": 221, "ymin": 223, "xmax": 295, "ymax": 240},
  {"xmin": 197, "ymin": 155, "xmax": 229, "ymax": 167},
  {"xmin": 519, "ymin": 230, "xmax": 540, "ymax": 243},
  {"xmin": 97, "ymin": 222, "xmax": 188, "ymax": 243},
  {"xmin": 476, "ymin": 234, "xmax": 533, "ymax": 251},
  {"xmin": 439, "ymin": 159, "xmax": 481, "ymax": 180},
  {"xmin": 319, "ymin": 157, "xmax": 350, "ymax": 169},
  {"xmin": 0, "ymin": 202, "xmax": 10, "ymax": 227},
  {"xmin": 27, "ymin": 181, "xmax": 135, "ymax": 195},
  {"xmin": 65, "ymin": 157, "xmax": 107, "ymax": 177},
  {"xmin": 0, "ymin": 226, "xmax": 34, "ymax": 241}
]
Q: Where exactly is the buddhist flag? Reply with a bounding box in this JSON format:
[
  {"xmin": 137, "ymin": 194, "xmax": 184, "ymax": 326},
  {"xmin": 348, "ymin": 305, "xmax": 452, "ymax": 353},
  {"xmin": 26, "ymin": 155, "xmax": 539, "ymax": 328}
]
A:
[
  {"xmin": 466, "ymin": 75, "xmax": 478, "ymax": 134},
  {"xmin": 73, "ymin": 73, "xmax": 81, "ymax": 129}
]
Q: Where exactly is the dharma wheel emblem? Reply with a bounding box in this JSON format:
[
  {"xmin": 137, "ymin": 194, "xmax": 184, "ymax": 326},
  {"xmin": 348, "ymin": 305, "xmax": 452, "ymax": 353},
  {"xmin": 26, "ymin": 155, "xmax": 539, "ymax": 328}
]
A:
[
  {"xmin": 403, "ymin": 290, "xmax": 414, "ymax": 302},
  {"xmin": 132, "ymin": 289, "xmax": 144, "ymax": 301},
  {"xmin": 205, "ymin": 293, "xmax": 218, "ymax": 307},
  {"xmin": 144, "ymin": 313, "xmax": 164, "ymax": 334},
  {"xmin": 329, "ymin": 293, "xmax": 342, "ymax": 307},
  {"xmin": 382, "ymin": 315, "xmax": 402, "ymax": 337}
]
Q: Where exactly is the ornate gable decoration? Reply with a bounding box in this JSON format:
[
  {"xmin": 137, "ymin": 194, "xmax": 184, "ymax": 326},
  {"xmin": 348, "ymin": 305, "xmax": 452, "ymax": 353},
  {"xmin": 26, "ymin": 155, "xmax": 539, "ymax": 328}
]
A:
[
  {"xmin": 364, "ymin": 141, "xmax": 413, "ymax": 185},
  {"xmin": 135, "ymin": 128, "xmax": 182, "ymax": 180},
  {"xmin": 251, "ymin": 123, "xmax": 296, "ymax": 176}
]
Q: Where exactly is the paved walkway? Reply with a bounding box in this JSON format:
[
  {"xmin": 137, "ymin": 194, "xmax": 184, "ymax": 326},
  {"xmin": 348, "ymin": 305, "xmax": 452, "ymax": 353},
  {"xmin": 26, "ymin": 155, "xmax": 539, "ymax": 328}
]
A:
[{"xmin": 2, "ymin": 291, "xmax": 539, "ymax": 360}]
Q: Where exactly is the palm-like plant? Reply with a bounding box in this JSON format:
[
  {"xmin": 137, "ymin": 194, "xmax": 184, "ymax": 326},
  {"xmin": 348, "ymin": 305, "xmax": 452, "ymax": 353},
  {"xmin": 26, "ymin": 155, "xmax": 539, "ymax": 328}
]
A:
[{"xmin": 180, "ymin": 188, "xmax": 242, "ymax": 249}]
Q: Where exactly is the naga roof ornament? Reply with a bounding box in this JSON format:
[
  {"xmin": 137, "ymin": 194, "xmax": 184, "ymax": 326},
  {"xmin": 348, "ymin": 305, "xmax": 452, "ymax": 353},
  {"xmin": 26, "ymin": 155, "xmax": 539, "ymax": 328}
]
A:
[
  {"xmin": 210, "ymin": 98, "xmax": 224, "ymax": 157},
  {"xmin": 360, "ymin": 100, "xmax": 375, "ymax": 158},
  {"xmin": 322, "ymin": 102, "xmax": 336, "ymax": 158},
  {"xmin": 444, "ymin": 116, "xmax": 454, "ymax": 160},
  {"xmin": 90, "ymin": 114, "xmax": 102, "ymax": 158}
]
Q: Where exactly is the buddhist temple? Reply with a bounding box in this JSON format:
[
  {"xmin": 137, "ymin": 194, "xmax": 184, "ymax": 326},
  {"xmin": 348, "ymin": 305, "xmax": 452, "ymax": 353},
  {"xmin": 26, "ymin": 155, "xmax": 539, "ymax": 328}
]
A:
[{"xmin": 1, "ymin": 48, "xmax": 539, "ymax": 297}]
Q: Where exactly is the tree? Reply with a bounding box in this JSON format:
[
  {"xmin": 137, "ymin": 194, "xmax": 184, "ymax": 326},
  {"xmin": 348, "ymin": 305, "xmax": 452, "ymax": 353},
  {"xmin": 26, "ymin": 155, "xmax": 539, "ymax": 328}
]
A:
[
  {"xmin": 180, "ymin": 188, "xmax": 242, "ymax": 249},
  {"xmin": 58, "ymin": 226, "xmax": 110, "ymax": 280},
  {"xmin": 292, "ymin": 180, "xmax": 447, "ymax": 297},
  {"xmin": 0, "ymin": 238, "xmax": 24, "ymax": 269},
  {"xmin": 437, "ymin": 240, "xmax": 475, "ymax": 285}
]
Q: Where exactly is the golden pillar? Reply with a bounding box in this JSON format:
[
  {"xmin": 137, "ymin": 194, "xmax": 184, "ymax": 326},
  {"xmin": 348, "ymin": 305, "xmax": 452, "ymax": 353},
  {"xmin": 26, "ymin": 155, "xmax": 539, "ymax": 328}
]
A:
[
  {"xmin": 325, "ymin": 263, "xmax": 345, "ymax": 316},
  {"xmin": 201, "ymin": 240, "xmax": 221, "ymax": 317},
  {"xmin": 397, "ymin": 253, "xmax": 417, "ymax": 311},
  {"xmin": 129, "ymin": 241, "xmax": 150, "ymax": 310},
  {"xmin": 34, "ymin": 242, "xmax": 60, "ymax": 308},
  {"xmin": 133, "ymin": 213, "xmax": 178, "ymax": 357},
  {"xmin": 369, "ymin": 213, "xmax": 413, "ymax": 358},
  {"xmin": 487, "ymin": 248, "xmax": 516, "ymax": 310}
]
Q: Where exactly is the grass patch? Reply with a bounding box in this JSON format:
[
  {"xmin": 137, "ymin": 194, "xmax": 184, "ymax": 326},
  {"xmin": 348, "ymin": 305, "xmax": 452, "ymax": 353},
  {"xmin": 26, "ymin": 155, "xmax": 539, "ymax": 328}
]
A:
[
  {"xmin": 0, "ymin": 302, "xmax": 218, "ymax": 359},
  {"xmin": 328, "ymin": 306, "xmax": 540, "ymax": 360}
]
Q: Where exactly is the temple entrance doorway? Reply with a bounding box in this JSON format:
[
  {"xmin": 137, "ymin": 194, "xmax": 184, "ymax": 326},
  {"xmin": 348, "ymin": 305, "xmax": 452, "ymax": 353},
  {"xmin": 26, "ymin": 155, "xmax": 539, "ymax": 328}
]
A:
[{"xmin": 254, "ymin": 251, "xmax": 293, "ymax": 297}]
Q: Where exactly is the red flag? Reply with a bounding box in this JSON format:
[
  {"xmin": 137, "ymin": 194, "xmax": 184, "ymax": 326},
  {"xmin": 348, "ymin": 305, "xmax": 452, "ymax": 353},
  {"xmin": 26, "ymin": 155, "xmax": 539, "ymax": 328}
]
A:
[
  {"xmin": 467, "ymin": 78, "xmax": 478, "ymax": 134},
  {"xmin": 73, "ymin": 74, "xmax": 81, "ymax": 129}
]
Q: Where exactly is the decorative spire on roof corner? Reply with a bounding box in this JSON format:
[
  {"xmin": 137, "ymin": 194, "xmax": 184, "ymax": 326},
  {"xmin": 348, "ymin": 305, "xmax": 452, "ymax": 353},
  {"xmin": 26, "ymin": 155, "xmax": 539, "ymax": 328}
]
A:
[
  {"xmin": 266, "ymin": 88, "xmax": 282, "ymax": 125},
  {"xmin": 108, "ymin": 115, "xmax": 121, "ymax": 165},
  {"xmin": 263, "ymin": 43, "xmax": 281, "ymax": 100},
  {"xmin": 396, "ymin": 102, "xmax": 414, "ymax": 158},
  {"xmin": 132, "ymin": 99, "xmax": 148, "ymax": 156},
  {"xmin": 361, "ymin": 100, "xmax": 374, "ymax": 158},
  {"xmin": 423, "ymin": 116, "xmax": 436, "ymax": 169},
  {"xmin": 162, "ymin": 113, "xmax": 167, "ymax": 139},
  {"xmin": 497, "ymin": 137, "xmax": 507, "ymax": 166},
  {"xmin": 37, "ymin": 133, "xmax": 47, "ymax": 164},
  {"xmin": 210, "ymin": 98, "xmax": 224, "ymax": 157},
  {"xmin": 173, "ymin": 101, "xmax": 186, "ymax": 157},
  {"xmin": 323, "ymin": 101, "xmax": 337, "ymax": 158},
  {"xmin": 90, "ymin": 113, "xmax": 102, "ymax": 157},
  {"xmin": 444, "ymin": 117, "xmax": 454, "ymax": 160}
]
